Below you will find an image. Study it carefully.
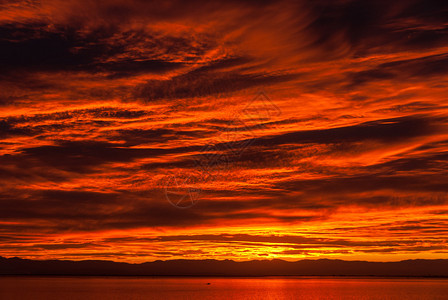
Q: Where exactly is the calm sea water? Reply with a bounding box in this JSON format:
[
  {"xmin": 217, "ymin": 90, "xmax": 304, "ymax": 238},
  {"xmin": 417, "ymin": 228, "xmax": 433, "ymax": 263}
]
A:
[{"xmin": 0, "ymin": 276, "xmax": 447, "ymax": 299}]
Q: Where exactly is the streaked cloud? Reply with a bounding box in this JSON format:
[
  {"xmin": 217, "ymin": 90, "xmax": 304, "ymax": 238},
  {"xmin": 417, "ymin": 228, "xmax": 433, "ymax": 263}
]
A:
[{"xmin": 0, "ymin": 0, "xmax": 447, "ymax": 262}]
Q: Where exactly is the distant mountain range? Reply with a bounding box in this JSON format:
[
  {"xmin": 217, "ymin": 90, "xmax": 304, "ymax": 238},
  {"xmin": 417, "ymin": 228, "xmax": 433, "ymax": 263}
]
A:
[{"xmin": 1, "ymin": 257, "xmax": 447, "ymax": 277}]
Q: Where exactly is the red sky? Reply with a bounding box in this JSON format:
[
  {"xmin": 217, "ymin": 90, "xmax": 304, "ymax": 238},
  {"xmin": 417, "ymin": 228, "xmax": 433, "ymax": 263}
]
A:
[{"xmin": 0, "ymin": 0, "xmax": 447, "ymax": 263}]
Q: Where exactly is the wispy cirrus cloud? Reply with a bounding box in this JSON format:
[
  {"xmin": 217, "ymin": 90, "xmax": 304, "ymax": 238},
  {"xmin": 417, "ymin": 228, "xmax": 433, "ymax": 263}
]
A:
[{"xmin": 0, "ymin": 0, "xmax": 447, "ymax": 262}]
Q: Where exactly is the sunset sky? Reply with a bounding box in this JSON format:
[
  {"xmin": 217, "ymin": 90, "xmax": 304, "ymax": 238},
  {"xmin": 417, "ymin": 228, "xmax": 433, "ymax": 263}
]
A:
[{"xmin": 1, "ymin": 0, "xmax": 448, "ymax": 263}]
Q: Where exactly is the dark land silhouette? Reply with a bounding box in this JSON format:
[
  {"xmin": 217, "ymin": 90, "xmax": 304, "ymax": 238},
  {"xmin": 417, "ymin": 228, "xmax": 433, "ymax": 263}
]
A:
[{"xmin": 1, "ymin": 257, "xmax": 447, "ymax": 277}]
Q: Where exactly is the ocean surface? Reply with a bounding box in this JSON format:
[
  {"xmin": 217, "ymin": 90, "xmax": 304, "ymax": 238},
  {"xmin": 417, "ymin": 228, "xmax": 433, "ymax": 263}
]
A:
[{"xmin": 0, "ymin": 276, "xmax": 447, "ymax": 299}]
